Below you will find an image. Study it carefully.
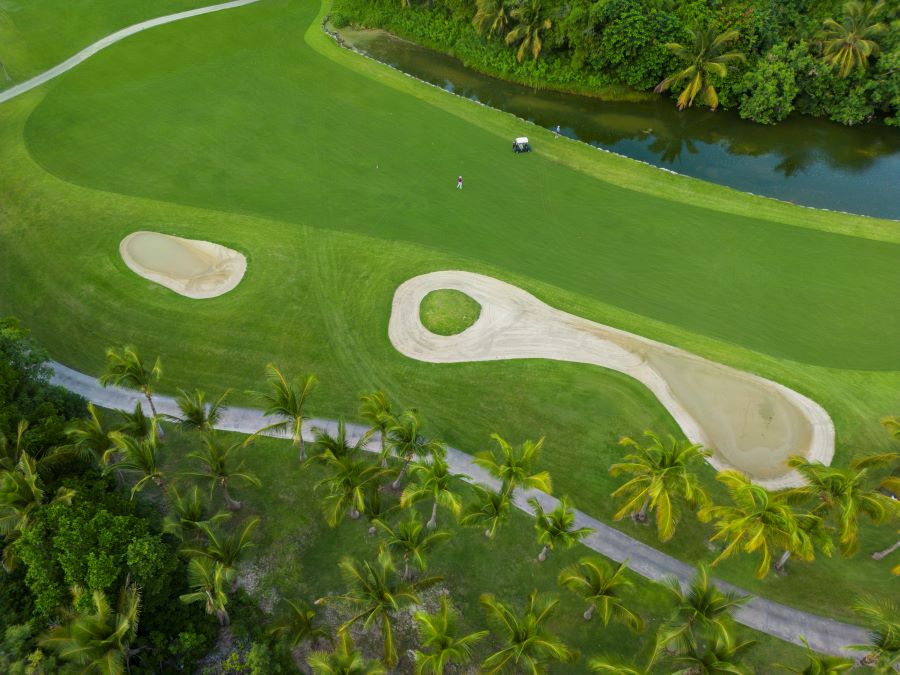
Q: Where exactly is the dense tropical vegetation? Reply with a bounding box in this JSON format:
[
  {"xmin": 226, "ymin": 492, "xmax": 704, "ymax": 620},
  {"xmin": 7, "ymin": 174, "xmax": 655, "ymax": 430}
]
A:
[{"xmin": 331, "ymin": 0, "xmax": 900, "ymax": 126}]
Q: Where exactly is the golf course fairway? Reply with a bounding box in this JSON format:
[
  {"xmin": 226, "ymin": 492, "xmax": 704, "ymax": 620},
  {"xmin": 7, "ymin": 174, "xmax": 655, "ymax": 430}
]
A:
[{"xmin": 1, "ymin": 0, "xmax": 898, "ymax": 631}]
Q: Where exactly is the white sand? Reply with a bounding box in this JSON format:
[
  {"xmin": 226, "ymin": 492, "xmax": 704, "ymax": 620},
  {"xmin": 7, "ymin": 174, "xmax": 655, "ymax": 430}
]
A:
[
  {"xmin": 119, "ymin": 231, "xmax": 246, "ymax": 299},
  {"xmin": 388, "ymin": 271, "xmax": 834, "ymax": 489}
]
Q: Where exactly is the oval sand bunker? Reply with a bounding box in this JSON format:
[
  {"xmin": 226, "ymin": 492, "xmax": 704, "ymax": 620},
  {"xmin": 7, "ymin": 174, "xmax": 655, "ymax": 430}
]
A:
[
  {"xmin": 389, "ymin": 271, "xmax": 834, "ymax": 489},
  {"xmin": 120, "ymin": 231, "xmax": 246, "ymax": 299}
]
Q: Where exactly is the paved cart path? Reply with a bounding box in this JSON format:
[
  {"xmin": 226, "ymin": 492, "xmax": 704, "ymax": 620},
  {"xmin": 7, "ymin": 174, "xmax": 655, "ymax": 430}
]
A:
[
  {"xmin": 50, "ymin": 361, "xmax": 867, "ymax": 657},
  {"xmin": 0, "ymin": 0, "xmax": 261, "ymax": 105}
]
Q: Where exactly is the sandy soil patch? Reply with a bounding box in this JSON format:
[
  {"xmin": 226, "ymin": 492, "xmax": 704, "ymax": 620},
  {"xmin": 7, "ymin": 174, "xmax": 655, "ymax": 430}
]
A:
[
  {"xmin": 120, "ymin": 231, "xmax": 246, "ymax": 299},
  {"xmin": 388, "ymin": 271, "xmax": 834, "ymax": 489}
]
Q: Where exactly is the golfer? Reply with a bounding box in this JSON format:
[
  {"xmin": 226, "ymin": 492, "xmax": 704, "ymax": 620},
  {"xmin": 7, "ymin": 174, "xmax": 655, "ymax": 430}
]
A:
[{"xmin": 457, "ymin": 175, "xmax": 463, "ymax": 190}]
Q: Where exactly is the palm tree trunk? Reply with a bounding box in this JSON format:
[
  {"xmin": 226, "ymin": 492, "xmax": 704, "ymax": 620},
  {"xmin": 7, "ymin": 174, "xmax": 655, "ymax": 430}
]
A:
[
  {"xmin": 583, "ymin": 603, "xmax": 596, "ymax": 621},
  {"xmin": 636, "ymin": 497, "xmax": 650, "ymax": 522},
  {"xmin": 144, "ymin": 392, "xmax": 164, "ymax": 438},
  {"xmin": 537, "ymin": 544, "xmax": 549, "ymax": 562},
  {"xmin": 217, "ymin": 608, "xmax": 230, "ymax": 627},
  {"xmin": 404, "ymin": 557, "xmax": 410, "ymax": 580},
  {"xmin": 349, "ymin": 506, "xmax": 360, "ymax": 520},
  {"xmin": 298, "ymin": 436, "xmax": 306, "ymax": 462},
  {"xmin": 775, "ymin": 550, "xmax": 791, "ymax": 572},
  {"xmin": 380, "ymin": 432, "xmax": 388, "ymax": 468},
  {"xmin": 391, "ymin": 458, "xmax": 411, "ymax": 490},
  {"xmin": 872, "ymin": 539, "xmax": 900, "ymax": 561},
  {"xmin": 427, "ymin": 502, "xmax": 438, "ymax": 529},
  {"xmin": 484, "ymin": 527, "xmax": 493, "ymax": 538},
  {"xmin": 222, "ymin": 480, "xmax": 242, "ymax": 511}
]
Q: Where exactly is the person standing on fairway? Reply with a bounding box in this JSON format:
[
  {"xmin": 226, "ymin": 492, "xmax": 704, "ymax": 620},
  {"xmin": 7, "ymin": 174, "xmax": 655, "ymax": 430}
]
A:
[{"xmin": 457, "ymin": 175, "xmax": 463, "ymax": 190}]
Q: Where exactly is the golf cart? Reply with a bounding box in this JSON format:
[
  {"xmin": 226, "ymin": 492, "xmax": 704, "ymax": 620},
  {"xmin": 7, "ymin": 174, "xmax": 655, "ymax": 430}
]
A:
[{"xmin": 512, "ymin": 136, "xmax": 531, "ymax": 153}]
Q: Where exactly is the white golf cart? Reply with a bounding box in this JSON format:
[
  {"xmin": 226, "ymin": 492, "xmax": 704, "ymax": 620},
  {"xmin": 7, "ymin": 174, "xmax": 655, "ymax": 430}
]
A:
[{"xmin": 512, "ymin": 136, "xmax": 531, "ymax": 153}]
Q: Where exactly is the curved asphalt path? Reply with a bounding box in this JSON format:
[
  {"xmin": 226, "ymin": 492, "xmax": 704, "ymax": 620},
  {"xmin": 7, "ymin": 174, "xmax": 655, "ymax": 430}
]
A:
[
  {"xmin": 49, "ymin": 361, "xmax": 867, "ymax": 657},
  {"xmin": 0, "ymin": 0, "xmax": 868, "ymax": 658}
]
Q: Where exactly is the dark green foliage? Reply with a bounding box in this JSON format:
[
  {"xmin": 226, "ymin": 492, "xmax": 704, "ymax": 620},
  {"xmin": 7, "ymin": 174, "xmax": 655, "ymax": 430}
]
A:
[{"xmin": 738, "ymin": 42, "xmax": 805, "ymax": 124}]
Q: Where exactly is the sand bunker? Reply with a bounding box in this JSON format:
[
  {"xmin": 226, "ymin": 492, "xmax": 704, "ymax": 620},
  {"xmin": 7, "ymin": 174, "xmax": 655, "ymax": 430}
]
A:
[
  {"xmin": 388, "ymin": 271, "xmax": 834, "ymax": 489},
  {"xmin": 120, "ymin": 231, "xmax": 246, "ymax": 299}
]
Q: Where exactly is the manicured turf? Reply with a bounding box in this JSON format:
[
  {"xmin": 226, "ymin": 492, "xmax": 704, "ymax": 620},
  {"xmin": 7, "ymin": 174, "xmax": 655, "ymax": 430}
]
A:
[
  {"xmin": 0, "ymin": 0, "xmax": 898, "ymax": 629},
  {"xmin": 419, "ymin": 289, "xmax": 481, "ymax": 335}
]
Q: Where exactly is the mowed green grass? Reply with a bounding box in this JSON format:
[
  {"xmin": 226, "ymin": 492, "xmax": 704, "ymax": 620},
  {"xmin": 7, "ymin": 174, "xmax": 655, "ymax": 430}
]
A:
[
  {"xmin": 419, "ymin": 289, "xmax": 481, "ymax": 335},
  {"xmin": 0, "ymin": 0, "xmax": 898, "ymax": 625}
]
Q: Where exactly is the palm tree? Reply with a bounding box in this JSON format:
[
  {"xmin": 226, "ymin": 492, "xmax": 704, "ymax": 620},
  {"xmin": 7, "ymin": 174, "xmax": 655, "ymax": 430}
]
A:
[
  {"xmin": 788, "ymin": 453, "xmax": 897, "ymax": 557},
  {"xmin": 883, "ymin": 416, "xmax": 900, "ymax": 440},
  {"xmin": 460, "ymin": 484, "xmax": 511, "ymax": 539},
  {"xmin": 589, "ymin": 650, "xmax": 658, "ymax": 674},
  {"xmin": 505, "ymin": 0, "xmax": 553, "ymax": 63},
  {"xmin": 40, "ymin": 584, "xmax": 142, "ymax": 675},
  {"xmin": 180, "ymin": 557, "xmax": 231, "ymax": 626},
  {"xmin": 172, "ymin": 388, "xmax": 229, "ymax": 433},
  {"xmin": 163, "ymin": 483, "xmax": 230, "ymax": 542},
  {"xmin": 184, "ymin": 433, "xmax": 261, "ymax": 511},
  {"xmin": 529, "ymin": 495, "xmax": 593, "ymax": 562},
  {"xmin": 308, "ymin": 421, "xmax": 372, "ymax": 465},
  {"xmin": 328, "ymin": 549, "xmax": 440, "ymax": 667},
  {"xmin": 401, "ymin": 454, "xmax": 467, "ymax": 529},
  {"xmin": 480, "ymin": 591, "xmax": 577, "ymax": 673},
  {"xmin": 359, "ymin": 391, "xmax": 394, "ymax": 467},
  {"xmin": 700, "ymin": 470, "xmax": 824, "ymax": 579},
  {"xmin": 316, "ymin": 455, "xmax": 385, "ymax": 526},
  {"xmin": 374, "ymin": 511, "xmax": 451, "ymax": 579},
  {"xmin": 820, "ymin": 1, "xmax": 887, "ymax": 77},
  {"xmin": 64, "ymin": 402, "xmax": 116, "ymax": 468},
  {"xmin": 557, "ymin": 557, "xmax": 643, "ymax": 628},
  {"xmin": 115, "ymin": 402, "xmax": 154, "ymax": 440},
  {"xmin": 412, "ymin": 595, "xmax": 487, "ymax": 674},
  {"xmin": 0, "ymin": 420, "xmax": 28, "ymax": 470},
  {"xmin": 474, "ymin": 433, "xmax": 552, "ymax": 498},
  {"xmin": 181, "ymin": 517, "xmax": 260, "ymax": 584},
  {"xmin": 106, "ymin": 429, "xmax": 165, "ymax": 498},
  {"xmin": 872, "ymin": 529, "xmax": 900, "ymax": 573},
  {"xmin": 473, "ymin": 0, "xmax": 513, "ymax": 37},
  {"xmin": 252, "ymin": 364, "xmax": 317, "ymax": 462},
  {"xmin": 777, "ymin": 635, "xmax": 853, "ymax": 673},
  {"xmin": 268, "ymin": 598, "xmax": 330, "ymax": 649},
  {"xmin": 609, "ymin": 431, "xmax": 711, "ymax": 542},
  {"xmin": 656, "ymin": 565, "xmax": 748, "ymax": 654},
  {"xmin": 848, "ymin": 596, "xmax": 900, "ymax": 672},
  {"xmin": 387, "ymin": 410, "xmax": 444, "ymax": 490},
  {"xmin": 668, "ymin": 628, "xmax": 754, "ymax": 674},
  {"xmin": 307, "ymin": 632, "xmax": 386, "ymax": 675},
  {"xmin": 100, "ymin": 345, "xmax": 163, "ymax": 434},
  {"xmin": 655, "ymin": 27, "xmax": 745, "ymax": 110}
]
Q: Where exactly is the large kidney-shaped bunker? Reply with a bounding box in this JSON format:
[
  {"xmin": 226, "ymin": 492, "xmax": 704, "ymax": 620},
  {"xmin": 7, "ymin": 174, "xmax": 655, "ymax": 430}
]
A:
[{"xmin": 120, "ymin": 231, "xmax": 246, "ymax": 299}]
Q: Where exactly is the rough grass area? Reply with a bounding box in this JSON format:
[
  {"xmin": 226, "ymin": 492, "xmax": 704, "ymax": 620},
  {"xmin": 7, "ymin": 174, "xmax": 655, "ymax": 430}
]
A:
[{"xmin": 419, "ymin": 289, "xmax": 481, "ymax": 335}]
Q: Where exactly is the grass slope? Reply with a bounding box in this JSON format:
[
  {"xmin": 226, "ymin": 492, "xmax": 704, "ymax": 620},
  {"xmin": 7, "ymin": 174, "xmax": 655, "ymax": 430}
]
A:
[{"xmin": 0, "ymin": 0, "xmax": 897, "ymax": 624}]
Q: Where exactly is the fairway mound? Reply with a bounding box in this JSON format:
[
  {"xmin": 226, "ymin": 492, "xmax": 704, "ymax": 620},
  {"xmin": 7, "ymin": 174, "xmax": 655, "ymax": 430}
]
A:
[
  {"xmin": 119, "ymin": 231, "xmax": 246, "ymax": 299},
  {"xmin": 389, "ymin": 271, "xmax": 834, "ymax": 489}
]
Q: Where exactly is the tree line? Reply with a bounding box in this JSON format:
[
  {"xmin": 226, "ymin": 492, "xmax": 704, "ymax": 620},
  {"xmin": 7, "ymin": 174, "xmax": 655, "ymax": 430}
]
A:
[
  {"xmin": 1, "ymin": 319, "xmax": 899, "ymax": 672},
  {"xmin": 331, "ymin": 0, "xmax": 900, "ymax": 127}
]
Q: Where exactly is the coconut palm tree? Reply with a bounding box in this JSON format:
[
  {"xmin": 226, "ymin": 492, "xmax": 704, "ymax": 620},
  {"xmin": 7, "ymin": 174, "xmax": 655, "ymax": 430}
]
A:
[
  {"xmin": 529, "ymin": 496, "xmax": 593, "ymax": 562},
  {"xmin": 307, "ymin": 632, "xmax": 386, "ymax": 675},
  {"xmin": 558, "ymin": 557, "xmax": 643, "ymax": 628},
  {"xmin": 473, "ymin": 0, "xmax": 513, "ymax": 37},
  {"xmin": 308, "ymin": 421, "xmax": 372, "ymax": 465},
  {"xmin": 505, "ymin": 0, "xmax": 553, "ymax": 63},
  {"xmin": 374, "ymin": 511, "xmax": 451, "ymax": 579},
  {"xmin": 669, "ymin": 628, "xmax": 754, "ymax": 674},
  {"xmin": 777, "ymin": 635, "xmax": 853, "ymax": 673},
  {"xmin": 656, "ymin": 565, "xmax": 748, "ymax": 654},
  {"xmin": 100, "ymin": 346, "xmax": 163, "ymax": 434},
  {"xmin": 268, "ymin": 598, "xmax": 330, "ymax": 649},
  {"xmin": 64, "ymin": 403, "xmax": 116, "ymax": 468},
  {"xmin": 480, "ymin": 591, "xmax": 577, "ymax": 673},
  {"xmin": 872, "ymin": 528, "xmax": 900, "ymax": 573},
  {"xmin": 820, "ymin": 1, "xmax": 887, "ymax": 78},
  {"xmin": 609, "ymin": 431, "xmax": 711, "ymax": 542},
  {"xmin": 180, "ymin": 557, "xmax": 231, "ymax": 626},
  {"xmin": 387, "ymin": 410, "xmax": 444, "ymax": 490},
  {"xmin": 700, "ymin": 470, "xmax": 824, "ymax": 579},
  {"xmin": 327, "ymin": 549, "xmax": 441, "ymax": 667},
  {"xmin": 460, "ymin": 483, "xmax": 511, "ymax": 539},
  {"xmin": 360, "ymin": 391, "xmax": 395, "ymax": 467},
  {"xmin": 883, "ymin": 416, "xmax": 900, "ymax": 440},
  {"xmin": 106, "ymin": 428, "xmax": 165, "ymax": 498},
  {"xmin": 163, "ymin": 483, "xmax": 230, "ymax": 542},
  {"xmin": 474, "ymin": 433, "xmax": 552, "ymax": 498},
  {"xmin": 184, "ymin": 433, "xmax": 261, "ymax": 511},
  {"xmin": 588, "ymin": 649, "xmax": 658, "ymax": 674},
  {"xmin": 316, "ymin": 455, "xmax": 385, "ymax": 526},
  {"xmin": 252, "ymin": 364, "xmax": 317, "ymax": 462},
  {"xmin": 172, "ymin": 388, "xmax": 229, "ymax": 433},
  {"xmin": 0, "ymin": 420, "xmax": 28, "ymax": 471},
  {"xmin": 181, "ymin": 517, "xmax": 260, "ymax": 585},
  {"xmin": 40, "ymin": 584, "xmax": 142, "ymax": 675},
  {"xmin": 655, "ymin": 27, "xmax": 745, "ymax": 110},
  {"xmin": 787, "ymin": 453, "xmax": 897, "ymax": 557},
  {"xmin": 115, "ymin": 402, "xmax": 154, "ymax": 440},
  {"xmin": 401, "ymin": 454, "xmax": 467, "ymax": 529},
  {"xmin": 412, "ymin": 595, "xmax": 488, "ymax": 675},
  {"xmin": 848, "ymin": 596, "xmax": 900, "ymax": 672}
]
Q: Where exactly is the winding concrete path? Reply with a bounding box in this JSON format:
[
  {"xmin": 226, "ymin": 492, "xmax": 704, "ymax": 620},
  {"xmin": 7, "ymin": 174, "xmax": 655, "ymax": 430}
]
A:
[
  {"xmin": 49, "ymin": 360, "xmax": 865, "ymax": 656},
  {"xmin": 0, "ymin": 0, "xmax": 261, "ymax": 105}
]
